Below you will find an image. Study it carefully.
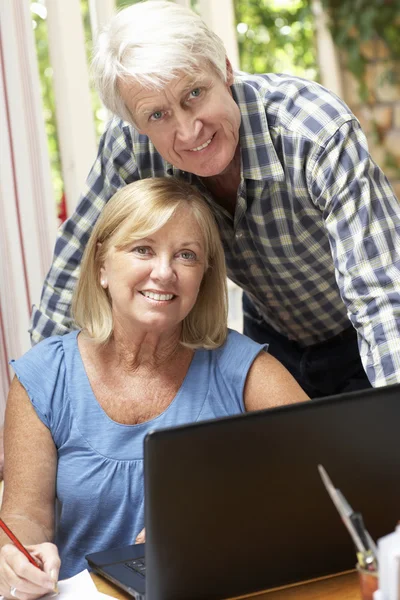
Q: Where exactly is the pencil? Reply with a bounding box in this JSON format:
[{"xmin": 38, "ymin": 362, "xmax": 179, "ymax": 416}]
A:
[{"xmin": 0, "ymin": 518, "xmax": 41, "ymax": 569}]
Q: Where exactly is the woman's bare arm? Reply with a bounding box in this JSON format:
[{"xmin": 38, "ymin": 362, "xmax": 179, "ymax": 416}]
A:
[
  {"xmin": 244, "ymin": 351, "xmax": 309, "ymax": 412},
  {"xmin": 0, "ymin": 377, "xmax": 57, "ymax": 547},
  {"xmin": 0, "ymin": 377, "xmax": 60, "ymax": 598}
]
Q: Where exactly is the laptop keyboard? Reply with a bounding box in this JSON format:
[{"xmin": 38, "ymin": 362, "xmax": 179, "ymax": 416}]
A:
[{"xmin": 124, "ymin": 557, "xmax": 146, "ymax": 577}]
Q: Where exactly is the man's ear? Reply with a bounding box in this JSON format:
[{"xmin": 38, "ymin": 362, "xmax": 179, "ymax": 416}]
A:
[{"xmin": 225, "ymin": 57, "xmax": 234, "ymax": 86}]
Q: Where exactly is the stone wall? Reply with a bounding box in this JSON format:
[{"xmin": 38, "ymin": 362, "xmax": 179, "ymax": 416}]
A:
[{"xmin": 339, "ymin": 39, "xmax": 400, "ymax": 199}]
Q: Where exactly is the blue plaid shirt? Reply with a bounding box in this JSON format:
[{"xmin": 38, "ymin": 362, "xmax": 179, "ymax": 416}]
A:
[{"xmin": 31, "ymin": 72, "xmax": 400, "ymax": 387}]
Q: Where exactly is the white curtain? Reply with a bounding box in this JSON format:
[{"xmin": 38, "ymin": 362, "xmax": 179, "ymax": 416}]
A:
[{"xmin": 0, "ymin": 0, "xmax": 57, "ymax": 420}]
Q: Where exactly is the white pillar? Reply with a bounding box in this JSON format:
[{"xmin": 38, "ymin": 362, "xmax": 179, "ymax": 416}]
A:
[
  {"xmin": 0, "ymin": 0, "xmax": 57, "ymax": 417},
  {"xmin": 311, "ymin": 0, "xmax": 343, "ymax": 98},
  {"xmin": 88, "ymin": 0, "xmax": 116, "ymax": 125},
  {"xmin": 88, "ymin": 0, "xmax": 116, "ymax": 39},
  {"xmin": 197, "ymin": 0, "xmax": 240, "ymax": 69},
  {"xmin": 46, "ymin": 0, "xmax": 98, "ymax": 217}
]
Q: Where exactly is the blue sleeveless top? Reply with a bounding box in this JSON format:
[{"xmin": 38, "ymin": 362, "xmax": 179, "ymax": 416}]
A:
[{"xmin": 11, "ymin": 329, "xmax": 266, "ymax": 578}]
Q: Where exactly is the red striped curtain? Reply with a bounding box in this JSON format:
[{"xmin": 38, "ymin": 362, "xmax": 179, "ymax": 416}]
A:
[{"xmin": 0, "ymin": 1, "xmax": 57, "ymax": 419}]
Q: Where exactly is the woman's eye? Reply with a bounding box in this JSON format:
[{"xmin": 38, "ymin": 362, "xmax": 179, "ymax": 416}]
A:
[
  {"xmin": 189, "ymin": 88, "xmax": 201, "ymax": 98},
  {"xmin": 133, "ymin": 246, "xmax": 151, "ymax": 256},
  {"xmin": 179, "ymin": 250, "xmax": 196, "ymax": 260}
]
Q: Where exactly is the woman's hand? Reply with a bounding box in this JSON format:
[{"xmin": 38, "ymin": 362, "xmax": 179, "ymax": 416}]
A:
[
  {"xmin": 0, "ymin": 542, "xmax": 60, "ymax": 599},
  {"xmin": 135, "ymin": 528, "xmax": 145, "ymax": 544}
]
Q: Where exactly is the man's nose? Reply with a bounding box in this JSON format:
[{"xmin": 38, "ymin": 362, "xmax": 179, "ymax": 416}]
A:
[{"xmin": 175, "ymin": 109, "xmax": 202, "ymax": 145}]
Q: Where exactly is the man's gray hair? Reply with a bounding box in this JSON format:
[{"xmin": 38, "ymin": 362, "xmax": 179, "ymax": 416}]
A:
[{"xmin": 92, "ymin": 0, "xmax": 228, "ymax": 123}]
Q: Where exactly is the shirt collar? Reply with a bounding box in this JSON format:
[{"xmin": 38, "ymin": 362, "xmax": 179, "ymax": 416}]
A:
[{"xmin": 231, "ymin": 74, "xmax": 285, "ymax": 182}]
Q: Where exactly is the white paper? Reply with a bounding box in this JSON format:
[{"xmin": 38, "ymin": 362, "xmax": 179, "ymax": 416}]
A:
[
  {"xmin": 377, "ymin": 524, "xmax": 400, "ymax": 600},
  {"xmin": 0, "ymin": 569, "xmax": 115, "ymax": 600},
  {"xmin": 44, "ymin": 569, "xmax": 104, "ymax": 599}
]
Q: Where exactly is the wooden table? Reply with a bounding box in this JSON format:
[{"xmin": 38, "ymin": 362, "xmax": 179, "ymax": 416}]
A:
[{"xmin": 92, "ymin": 570, "xmax": 361, "ymax": 599}]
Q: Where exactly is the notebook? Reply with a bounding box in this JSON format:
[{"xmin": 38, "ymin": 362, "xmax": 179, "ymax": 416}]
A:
[{"xmin": 86, "ymin": 383, "xmax": 400, "ymax": 599}]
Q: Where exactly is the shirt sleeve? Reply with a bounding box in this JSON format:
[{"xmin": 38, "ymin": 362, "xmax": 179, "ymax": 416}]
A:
[
  {"xmin": 213, "ymin": 330, "xmax": 268, "ymax": 413},
  {"xmin": 308, "ymin": 119, "xmax": 400, "ymax": 387},
  {"xmin": 10, "ymin": 336, "xmax": 68, "ymax": 442},
  {"xmin": 29, "ymin": 118, "xmax": 140, "ymax": 345}
]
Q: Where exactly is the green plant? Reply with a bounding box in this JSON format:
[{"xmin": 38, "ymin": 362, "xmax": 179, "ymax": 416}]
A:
[
  {"xmin": 321, "ymin": 0, "xmax": 400, "ymax": 101},
  {"xmin": 234, "ymin": 0, "xmax": 317, "ymax": 80},
  {"xmin": 321, "ymin": 0, "xmax": 400, "ymax": 178}
]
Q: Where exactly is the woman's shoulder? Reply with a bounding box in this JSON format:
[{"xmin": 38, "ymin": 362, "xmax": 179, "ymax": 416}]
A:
[
  {"xmin": 11, "ymin": 330, "xmax": 79, "ymax": 372},
  {"xmin": 212, "ymin": 329, "xmax": 267, "ymax": 373},
  {"xmin": 9, "ymin": 332, "xmax": 80, "ymax": 434},
  {"xmin": 221, "ymin": 329, "xmax": 267, "ymax": 352},
  {"xmin": 195, "ymin": 331, "xmax": 268, "ymax": 416}
]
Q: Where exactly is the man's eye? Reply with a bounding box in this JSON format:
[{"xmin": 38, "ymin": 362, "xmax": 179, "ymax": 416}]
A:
[
  {"xmin": 150, "ymin": 111, "xmax": 163, "ymax": 121},
  {"xmin": 189, "ymin": 88, "xmax": 201, "ymax": 98}
]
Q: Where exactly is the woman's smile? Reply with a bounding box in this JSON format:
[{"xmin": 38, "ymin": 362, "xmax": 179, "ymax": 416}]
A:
[{"xmin": 139, "ymin": 290, "xmax": 177, "ymax": 302}]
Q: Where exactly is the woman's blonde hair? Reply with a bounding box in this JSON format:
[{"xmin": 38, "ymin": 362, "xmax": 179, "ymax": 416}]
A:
[{"xmin": 72, "ymin": 177, "xmax": 228, "ymax": 349}]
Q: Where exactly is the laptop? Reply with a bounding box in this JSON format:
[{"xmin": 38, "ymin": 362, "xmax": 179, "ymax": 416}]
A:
[{"xmin": 86, "ymin": 383, "xmax": 400, "ymax": 599}]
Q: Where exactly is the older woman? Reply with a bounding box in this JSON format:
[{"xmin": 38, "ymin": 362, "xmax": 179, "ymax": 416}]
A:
[{"xmin": 0, "ymin": 178, "xmax": 308, "ymax": 599}]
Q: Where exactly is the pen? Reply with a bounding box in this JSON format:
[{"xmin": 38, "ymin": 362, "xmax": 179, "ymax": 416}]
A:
[
  {"xmin": 350, "ymin": 512, "xmax": 378, "ymax": 571},
  {"xmin": 318, "ymin": 465, "xmax": 378, "ymax": 571},
  {"xmin": 0, "ymin": 518, "xmax": 41, "ymax": 569},
  {"xmin": 335, "ymin": 490, "xmax": 375, "ymax": 562},
  {"xmin": 351, "ymin": 512, "xmax": 378, "ymax": 557}
]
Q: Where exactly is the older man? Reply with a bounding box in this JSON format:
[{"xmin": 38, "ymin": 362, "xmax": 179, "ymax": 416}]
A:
[{"xmin": 31, "ymin": 0, "xmax": 400, "ymax": 398}]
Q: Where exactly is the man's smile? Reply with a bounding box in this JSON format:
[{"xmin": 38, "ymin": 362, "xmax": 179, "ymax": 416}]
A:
[{"xmin": 188, "ymin": 135, "xmax": 214, "ymax": 152}]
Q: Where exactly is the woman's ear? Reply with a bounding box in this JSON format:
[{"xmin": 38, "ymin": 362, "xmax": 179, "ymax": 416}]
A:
[
  {"xmin": 97, "ymin": 243, "xmax": 108, "ymax": 288},
  {"xmin": 100, "ymin": 268, "xmax": 108, "ymax": 289}
]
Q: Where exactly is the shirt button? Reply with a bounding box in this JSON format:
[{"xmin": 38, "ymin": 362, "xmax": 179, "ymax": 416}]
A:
[{"xmin": 235, "ymin": 232, "xmax": 244, "ymax": 240}]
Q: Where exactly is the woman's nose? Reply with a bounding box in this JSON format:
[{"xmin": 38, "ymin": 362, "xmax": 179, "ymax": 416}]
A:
[{"xmin": 151, "ymin": 257, "xmax": 176, "ymax": 282}]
